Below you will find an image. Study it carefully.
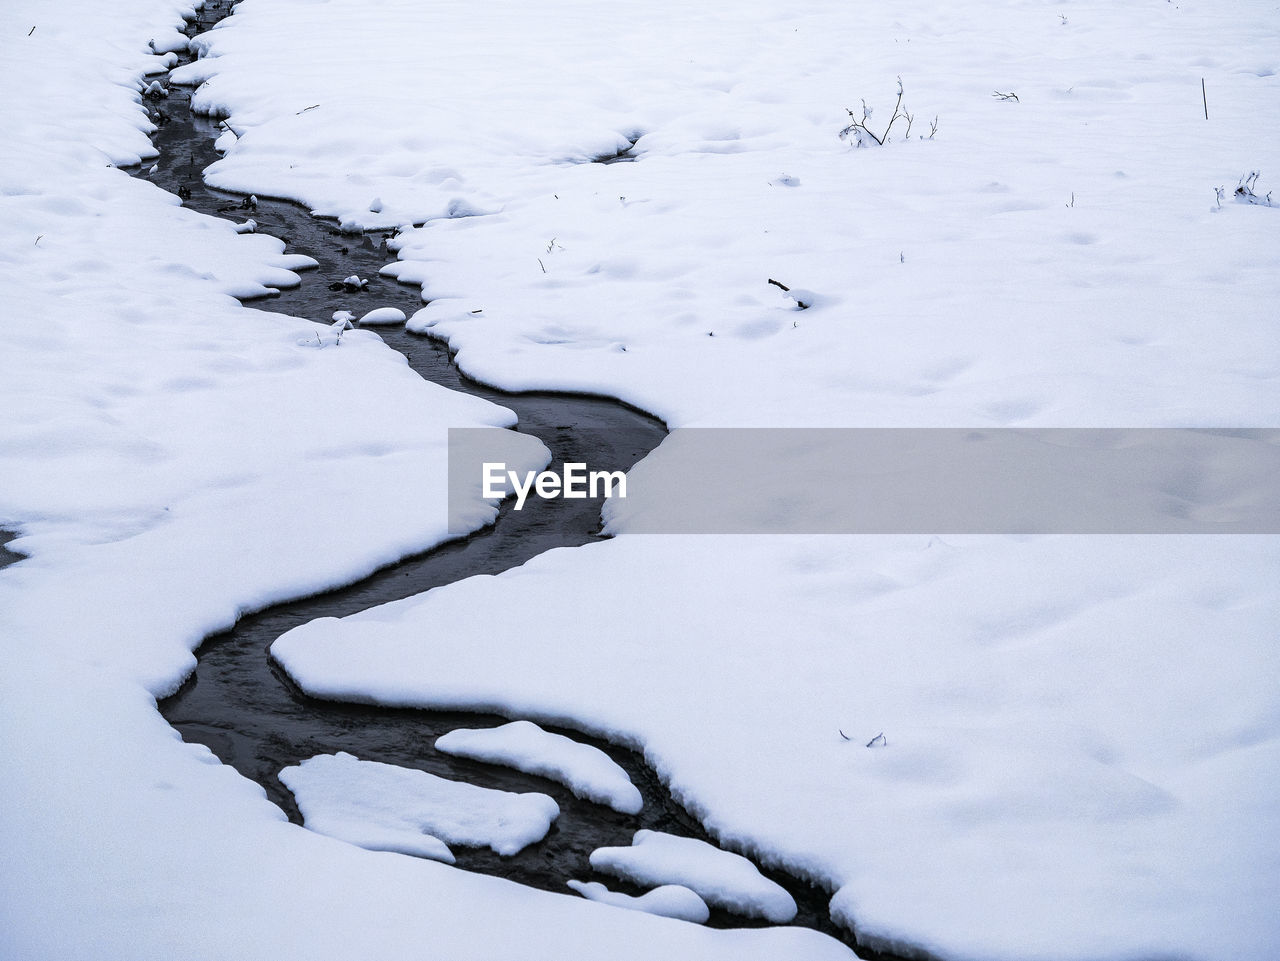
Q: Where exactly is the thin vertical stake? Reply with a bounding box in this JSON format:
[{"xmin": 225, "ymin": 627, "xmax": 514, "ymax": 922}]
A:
[{"xmin": 1202, "ymin": 78, "xmax": 1208, "ymax": 120}]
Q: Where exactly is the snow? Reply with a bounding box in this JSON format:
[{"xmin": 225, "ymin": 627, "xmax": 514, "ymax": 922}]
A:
[
  {"xmin": 566, "ymin": 880, "xmax": 710, "ymax": 925},
  {"xmin": 274, "ymin": 535, "xmax": 1280, "ymax": 960},
  {"xmin": 358, "ymin": 306, "xmax": 407, "ymax": 326},
  {"xmin": 172, "ymin": 0, "xmax": 1278, "ymax": 428},
  {"xmin": 279, "ymin": 752, "xmax": 560, "ymax": 860},
  {"xmin": 4, "ymin": 3, "xmax": 858, "ymax": 959},
  {"xmin": 590, "ymin": 830, "xmax": 798, "ymax": 924},
  {"xmin": 436, "ymin": 720, "xmax": 643, "ymax": 814},
  {"xmin": 4, "ymin": 0, "xmax": 1278, "ymax": 957}
]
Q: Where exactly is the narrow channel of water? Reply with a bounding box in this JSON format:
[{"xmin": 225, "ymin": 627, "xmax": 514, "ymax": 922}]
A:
[{"xmin": 128, "ymin": 4, "xmax": 917, "ymax": 956}]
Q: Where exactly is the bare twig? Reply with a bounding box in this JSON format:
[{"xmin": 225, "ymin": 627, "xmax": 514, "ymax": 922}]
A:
[
  {"xmin": 838, "ymin": 729, "xmax": 851, "ymax": 741},
  {"xmin": 992, "ymin": 90, "xmax": 1019, "ymax": 102},
  {"xmin": 1233, "ymin": 171, "xmax": 1273, "ymax": 205},
  {"xmin": 840, "ymin": 77, "xmax": 913, "ymax": 145},
  {"xmin": 767, "ymin": 278, "xmax": 791, "ymax": 292},
  {"xmin": 866, "ymin": 732, "xmax": 887, "ymax": 748},
  {"xmin": 1202, "ymin": 78, "xmax": 1208, "ymax": 120}
]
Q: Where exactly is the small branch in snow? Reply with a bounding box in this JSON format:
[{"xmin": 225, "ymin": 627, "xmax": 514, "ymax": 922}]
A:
[
  {"xmin": 330, "ymin": 313, "xmax": 356, "ymax": 345},
  {"xmin": 34, "ymin": 235, "xmax": 42, "ymax": 246},
  {"xmin": 28, "ymin": 25, "xmax": 36, "ymax": 36},
  {"xmin": 992, "ymin": 90, "xmax": 1019, "ymax": 102},
  {"xmin": 538, "ymin": 258, "xmax": 546, "ymax": 274},
  {"xmin": 1233, "ymin": 171, "xmax": 1273, "ymax": 206},
  {"xmin": 866, "ymin": 732, "xmax": 887, "ymax": 748},
  {"xmin": 768, "ymin": 278, "xmax": 811, "ymax": 309},
  {"xmin": 838, "ymin": 729, "xmax": 852, "ymax": 741},
  {"xmin": 296, "ymin": 104, "xmax": 320, "ymax": 114},
  {"xmin": 1201, "ymin": 78, "xmax": 1208, "ymax": 120},
  {"xmin": 840, "ymin": 77, "xmax": 922, "ymax": 146}
]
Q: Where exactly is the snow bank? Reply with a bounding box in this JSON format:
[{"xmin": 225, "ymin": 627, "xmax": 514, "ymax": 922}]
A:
[
  {"xmin": 567, "ymin": 880, "xmax": 710, "ymax": 925},
  {"xmin": 358, "ymin": 306, "xmax": 407, "ymax": 326},
  {"xmin": 279, "ymin": 752, "xmax": 560, "ymax": 859},
  {"xmin": 590, "ymin": 830, "xmax": 797, "ymax": 924},
  {"xmin": 171, "ymin": 0, "xmax": 1277, "ymax": 428},
  {"xmin": 274, "ymin": 534, "xmax": 1280, "ymax": 960},
  {"xmin": 435, "ymin": 720, "xmax": 643, "ymax": 814}
]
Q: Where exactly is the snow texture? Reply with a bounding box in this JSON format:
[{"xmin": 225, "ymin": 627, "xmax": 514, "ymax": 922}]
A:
[
  {"xmin": 275, "ymin": 535, "xmax": 1280, "ymax": 961},
  {"xmin": 436, "ymin": 720, "xmax": 643, "ymax": 814},
  {"xmin": 358, "ymin": 306, "xmax": 407, "ymax": 326},
  {"xmin": 279, "ymin": 752, "xmax": 560, "ymax": 859},
  {"xmin": 567, "ymin": 880, "xmax": 710, "ymax": 925},
  {"xmin": 590, "ymin": 830, "xmax": 797, "ymax": 924},
  {"xmin": 5, "ymin": 0, "xmax": 1279, "ymax": 957},
  {"xmin": 1, "ymin": 3, "xmax": 852, "ymax": 960},
  {"xmin": 210, "ymin": 0, "xmax": 1279, "ymax": 953}
]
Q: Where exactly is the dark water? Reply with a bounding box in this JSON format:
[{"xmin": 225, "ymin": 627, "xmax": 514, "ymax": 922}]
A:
[
  {"xmin": 127, "ymin": 5, "xmax": 921, "ymax": 957},
  {"xmin": 0, "ymin": 531, "xmax": 24, "ymax": 570}
]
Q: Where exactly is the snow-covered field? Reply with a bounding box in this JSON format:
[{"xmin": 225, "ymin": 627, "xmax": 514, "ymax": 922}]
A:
[{"xmin": 2, "ymin": 0, "xmax": 1278, "ymax": 959}]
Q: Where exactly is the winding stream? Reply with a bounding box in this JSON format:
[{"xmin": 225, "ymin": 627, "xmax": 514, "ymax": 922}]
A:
[{"xmin": 128, "ymin": 3, "xmax": 909, "ymax": 956}]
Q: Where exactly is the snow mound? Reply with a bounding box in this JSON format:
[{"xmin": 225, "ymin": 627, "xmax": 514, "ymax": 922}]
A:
[
  {"xmin": 435, "ymin": 719, "xmax": 643, "ymax": 814},
  {"xmin": 590, "ymin": 830, "xmax": 797, "ymax": 923},
  {"xmin": 358, "ymin": 306, "xmax": 407, "ymax": 326},
  {"xmin": 567, "ymin": 879, "xmax": 710, "ymax": 924},
  {"xmin": 279, "ymin": 752, "xmax": 560, "ymax": 859}
]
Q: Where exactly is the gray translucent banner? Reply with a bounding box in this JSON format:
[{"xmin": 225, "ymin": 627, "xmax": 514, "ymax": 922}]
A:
[{"xmin": 450, "ymin": 428, "xmax": 1280, "ymax": 534}]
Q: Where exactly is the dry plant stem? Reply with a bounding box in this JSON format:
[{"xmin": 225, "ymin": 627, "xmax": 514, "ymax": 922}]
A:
[{"xmin": 841, "ymin": 78, "xmax": 912, "ymax": 145}]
